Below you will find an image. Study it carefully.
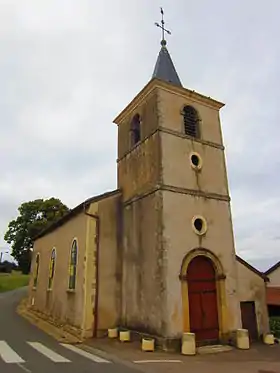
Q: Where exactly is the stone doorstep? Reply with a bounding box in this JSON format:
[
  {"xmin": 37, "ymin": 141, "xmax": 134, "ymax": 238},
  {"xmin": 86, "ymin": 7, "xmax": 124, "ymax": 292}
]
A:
[{"xmin": 197, "ymin": 344, "xmax": 233, "ymax": 355}]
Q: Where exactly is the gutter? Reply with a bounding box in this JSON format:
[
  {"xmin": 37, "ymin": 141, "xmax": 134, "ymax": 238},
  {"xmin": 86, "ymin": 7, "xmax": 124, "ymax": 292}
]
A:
[{"xmin": 83, "ymin": 203, "xmax": 100, "ymax": 338}]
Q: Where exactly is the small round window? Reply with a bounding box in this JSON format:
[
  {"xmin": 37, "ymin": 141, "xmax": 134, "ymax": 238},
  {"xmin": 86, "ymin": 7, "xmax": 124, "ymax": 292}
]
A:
[
  {"xmin": 192, "ymin": 216, "xmax": 207, "ymax": 236},
  {"xmin": 189, "ymin": 152, "xmax": 202, "ymax": 170}
]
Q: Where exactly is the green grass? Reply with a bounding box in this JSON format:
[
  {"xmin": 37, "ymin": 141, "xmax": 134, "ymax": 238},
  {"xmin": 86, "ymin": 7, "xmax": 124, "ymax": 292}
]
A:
[{"xmin": 0, "ymin": 271, "xmax": 30, "ymax": 293}]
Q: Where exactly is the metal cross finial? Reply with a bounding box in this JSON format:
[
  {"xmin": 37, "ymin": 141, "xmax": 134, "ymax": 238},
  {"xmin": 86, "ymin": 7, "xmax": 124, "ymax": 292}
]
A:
[{"xmin": 155, "ymin": 7, "xmax": 171, "ymax": 47}]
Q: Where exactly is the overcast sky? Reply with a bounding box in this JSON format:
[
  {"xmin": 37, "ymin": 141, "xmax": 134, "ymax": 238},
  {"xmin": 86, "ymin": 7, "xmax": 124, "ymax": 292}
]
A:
[{"xmin": 0, "ymin": 0, "xmax": 279, "ymax": 270}]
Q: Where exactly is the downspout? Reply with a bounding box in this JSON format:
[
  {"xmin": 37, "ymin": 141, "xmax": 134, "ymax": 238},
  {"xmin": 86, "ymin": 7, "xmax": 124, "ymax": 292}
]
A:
[{"xmin": 83, "ymin": 204, "xmax": 100, "ymax": 338}]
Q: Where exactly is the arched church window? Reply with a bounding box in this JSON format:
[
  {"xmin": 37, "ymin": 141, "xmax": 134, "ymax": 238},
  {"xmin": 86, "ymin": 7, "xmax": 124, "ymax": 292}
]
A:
[
  {"xmin": 33, "ymin": 253, "xmax": 40, "ymax": 288},
  {"xmin": 48, "ymin": 247, "xmax": 56, "ymax": 290},
  {"xmin": 183, "ymin": 106, "xmax": 200, "ymax": 138},
  {"xmin": 131, "ymin": 114, "xmax": 141, "ymax": 146},
  {"xmin": 68, "ymin": 239, "xmax": 78, "ymax": 290}
]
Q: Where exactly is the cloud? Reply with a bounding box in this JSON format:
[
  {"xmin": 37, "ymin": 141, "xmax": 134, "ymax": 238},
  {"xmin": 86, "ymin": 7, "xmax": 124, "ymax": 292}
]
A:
[{"xmin": 0, "ymin": 0, "xmax": 280, "ymax": 271}]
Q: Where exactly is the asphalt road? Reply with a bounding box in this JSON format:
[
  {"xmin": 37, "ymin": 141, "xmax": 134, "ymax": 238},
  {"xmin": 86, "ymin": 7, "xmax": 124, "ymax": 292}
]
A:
[{"xmin": 0, "ymin": 288, "xmax": 138, "ymax": 373}]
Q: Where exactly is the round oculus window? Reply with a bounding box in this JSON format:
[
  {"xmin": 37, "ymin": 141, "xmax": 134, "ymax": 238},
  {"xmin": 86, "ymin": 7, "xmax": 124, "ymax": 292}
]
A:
[
  {"xmin": 192, "ymin": 216, "xmax": 207, "ymax": 235},
  {"xmin": 190, "ymin": 152, "xmax": 202, "ymax": 170},
  {"xmin": 194, "ymin": 218, "xmax": 203, "ymax": 232}
]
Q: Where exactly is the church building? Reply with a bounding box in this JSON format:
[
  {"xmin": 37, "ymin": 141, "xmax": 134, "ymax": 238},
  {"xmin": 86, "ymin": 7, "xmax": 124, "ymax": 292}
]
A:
[{"xmin": 28, "ymin": 24, "xmax": 270, "ymax": 348}]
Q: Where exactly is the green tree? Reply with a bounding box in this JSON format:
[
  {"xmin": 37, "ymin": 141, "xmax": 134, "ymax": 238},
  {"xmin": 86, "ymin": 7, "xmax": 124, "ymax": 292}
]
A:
[{"xmin": 4, "ymin": 198, "xmax": 69, "ymax": 274}]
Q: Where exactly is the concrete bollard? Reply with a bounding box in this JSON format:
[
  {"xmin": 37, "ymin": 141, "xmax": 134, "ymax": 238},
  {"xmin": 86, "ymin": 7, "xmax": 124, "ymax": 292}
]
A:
[
  {"xmin": 181, "ymin": 332, "xmax": 196, "ymax": 355},
  {"xmin": 236, "ymin": 329, "xmax": 250, "ymax": 349},
  {"xmin": 119, "ymin": 330, "xmax": 130, "ymax": 342},
  {"xmin": 142, "ymin": 338, "xmax": 155, "ymax": 352},
  {"xmin": 263, "ymin": 333, "xmax": 274, "ymax": 345},
  {"xmin": 108, "ymin": 328, "xmax": 118, "ymax": 338}
]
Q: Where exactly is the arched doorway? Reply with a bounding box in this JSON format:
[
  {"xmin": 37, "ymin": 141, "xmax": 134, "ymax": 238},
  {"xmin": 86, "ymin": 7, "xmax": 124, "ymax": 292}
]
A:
[{"xmin": 187, "ymin": 255, "xmax": 219, "ymax": 342}]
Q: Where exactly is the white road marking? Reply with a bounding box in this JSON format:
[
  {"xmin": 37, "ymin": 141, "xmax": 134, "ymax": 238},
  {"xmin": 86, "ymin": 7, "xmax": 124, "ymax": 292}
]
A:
[
  {"xmin": 27, "ymin": 342, "xmax": 71, "ymax": 363},
  {"xmin": 60, "ymin": 343, "xmax": 111, "ymax": 363},
  {"xmin": 0, "ymin": 341, "xmax": 25, "ymax": 364},
  {"xmin": 17, "ymin": 363, "xmax": 32, "ymax": 373},
  {"xmin": 133, "ymin": 359, "xmax": 182, "ymax": 363}
]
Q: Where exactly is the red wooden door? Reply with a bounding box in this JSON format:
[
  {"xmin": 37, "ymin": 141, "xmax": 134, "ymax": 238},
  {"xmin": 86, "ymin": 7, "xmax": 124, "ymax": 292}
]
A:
[{"xmin": 187, "ymin": 256, "xmax": 219, "ymax": 342}]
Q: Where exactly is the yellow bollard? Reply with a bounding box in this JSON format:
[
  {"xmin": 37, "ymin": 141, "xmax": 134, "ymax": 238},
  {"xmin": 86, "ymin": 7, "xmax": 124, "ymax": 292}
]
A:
[
  {"xmin": 263, "ymin": 334, "xmax": 274, "ymax": 345},
  {"xmin": 236, "ymin": 329, "xmax": 250, "ymax": 349},
  {"xmin": 108, "ymin": 328, "xmax": 118, "ymax": 338},
  {"xmin": 181, "ymin": 332, "xmax": 196, "ymax": 355},
  {"xmin": 142, "ymin": 338, "xmax": 155, "ymax": 352},
  {"xmin": 119, "ymin": 330, "xmax": 130, "ymax": 342}
]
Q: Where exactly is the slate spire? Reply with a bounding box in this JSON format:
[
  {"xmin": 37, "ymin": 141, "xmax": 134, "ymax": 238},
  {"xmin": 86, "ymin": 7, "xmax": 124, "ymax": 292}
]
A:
[
  {"xmin": 152, "ymin": 40, "xmax": 182, "ymax": 87},
  {"xmin": 153, "ymin": 8, "xmax": 182, "ymax": 87}
]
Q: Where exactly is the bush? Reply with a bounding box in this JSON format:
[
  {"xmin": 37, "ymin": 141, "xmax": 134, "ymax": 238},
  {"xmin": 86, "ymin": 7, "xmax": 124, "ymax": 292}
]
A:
[
  {"xmin": 0, "ymin": 261, "xmax": 13, "ymax": 273},
  {"xmin": 269, "ymin": 316, "xmax": 280, "ymax": 338}
]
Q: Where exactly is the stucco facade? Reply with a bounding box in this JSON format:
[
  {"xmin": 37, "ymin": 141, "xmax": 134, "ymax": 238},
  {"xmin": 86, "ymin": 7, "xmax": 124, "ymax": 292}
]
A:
[
  {"xmin": 29, "ymin": 212, "xmax": 87, "ymax": 330},
  {"xmin": 29, "ymin": 190, "xmax": 121, "ymax": 338}
]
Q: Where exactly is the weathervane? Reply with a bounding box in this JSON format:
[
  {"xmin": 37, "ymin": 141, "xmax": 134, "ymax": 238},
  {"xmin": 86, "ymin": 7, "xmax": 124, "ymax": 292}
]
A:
[{"xmin": 155, "ymin": 7, "xmax": 171, "ymax": 46}]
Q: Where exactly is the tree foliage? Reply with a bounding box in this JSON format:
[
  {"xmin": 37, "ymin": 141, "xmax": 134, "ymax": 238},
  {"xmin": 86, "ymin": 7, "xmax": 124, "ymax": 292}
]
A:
[{"xmin": 4, "ymin": 198, "xmax": 69, "ymax": 273}]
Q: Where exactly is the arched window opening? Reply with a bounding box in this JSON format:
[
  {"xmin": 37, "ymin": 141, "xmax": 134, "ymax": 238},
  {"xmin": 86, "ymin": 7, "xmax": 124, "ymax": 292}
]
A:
[
  {"xmin": 69, "ymin": 239, "xmax": 78, "ymax": 290},
  {"xmin": 131, "ymin": 114, "xmax": 141, "ymax": 146},
  {"xmin": 183, "ymin": 106, "xmax": 200, "ymax": 138},
  {"xmin": 48, "ymin": 248, "xmax": 56, "ymax": 289},
  {"xmin": 33, "ymin": 253, "xmax": 40, "ymax": 288}
]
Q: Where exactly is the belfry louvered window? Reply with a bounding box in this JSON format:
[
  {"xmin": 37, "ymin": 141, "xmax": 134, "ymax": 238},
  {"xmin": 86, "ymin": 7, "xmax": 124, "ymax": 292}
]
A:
[
  {"xmin": 131, "ymin": 114, "xmax": 141, "ymax": 146},
  {"xmin": 183, "ymin": 106, "xmax": 200, "ymax": 138}
]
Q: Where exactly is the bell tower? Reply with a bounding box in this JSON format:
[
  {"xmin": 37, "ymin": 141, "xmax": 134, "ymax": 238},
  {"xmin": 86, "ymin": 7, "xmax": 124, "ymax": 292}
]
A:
[{"xmin": 114, "ymin": 9, "xmax": 241, "ymax": 345}]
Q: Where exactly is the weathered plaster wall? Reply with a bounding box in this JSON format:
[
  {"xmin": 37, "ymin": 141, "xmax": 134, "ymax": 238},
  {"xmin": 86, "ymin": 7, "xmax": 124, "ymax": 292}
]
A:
[
  {"xmin": 162, "ymin": 190, "xmax": 241, "ymax": 337},
  {"xmin": 95, "ymin": 194, "xmax": 122, "ymax": 334},
  {"xmin": 161, "ymin": 131, "xmax": 228, "ymax": 196},
  {"xmin": 154, "ymin": 84, "xmax": 242, "ymax": 339},
  {"xmin": 236, "ymin": 260, "xmax": 269, "ymax": 336},
  {"xmin": 116, "ymin": 81, "xmax": 242, "ymax": 342},
  {"xmin": 117, "ymin": 132, "xmax": 161, "ymax": 202},
  {"xmin": 157, "ymin": 88, "xmax": 223, "ymax": 145},
  {"xmin": 117, "ymin": 90, "xmax": 159, "ymax": 159},
  {"xmin": 121, "ymin": 191, "xmax": 166, "ymax": 336},
  {"xmin": 267, "ymin": 267, "xmax": 280, "ymax": 287},
  {"xmin": 29, "ymin": 212, "xmax": 87, "ymax": 330}
]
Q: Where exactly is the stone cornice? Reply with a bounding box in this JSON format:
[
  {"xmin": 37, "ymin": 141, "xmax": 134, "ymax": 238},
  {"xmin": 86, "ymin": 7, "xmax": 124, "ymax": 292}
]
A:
[
  {"xmin": 113, "ymin": 78, "xmax": 225, "ymax": 126},
  {"xmin": 123, "ymin": 184, "xmax": 230, "ymax": 206},
  {"xmin": 158, "ymin": 127, "xmax": 224, "ymax": 150},
  {"xmin": 117, "ymin": 127, "xmax": 224, "ymax": 163},
  {"xmin": 161, "ymin": 184, "xmax": 230, "ymax": 202}
]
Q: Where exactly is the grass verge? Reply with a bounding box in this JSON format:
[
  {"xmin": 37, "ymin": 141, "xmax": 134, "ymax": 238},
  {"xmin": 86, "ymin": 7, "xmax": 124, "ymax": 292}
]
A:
[{"xmin": 0, "ymin": 271, "xmax": 30, "ymax": 293}]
